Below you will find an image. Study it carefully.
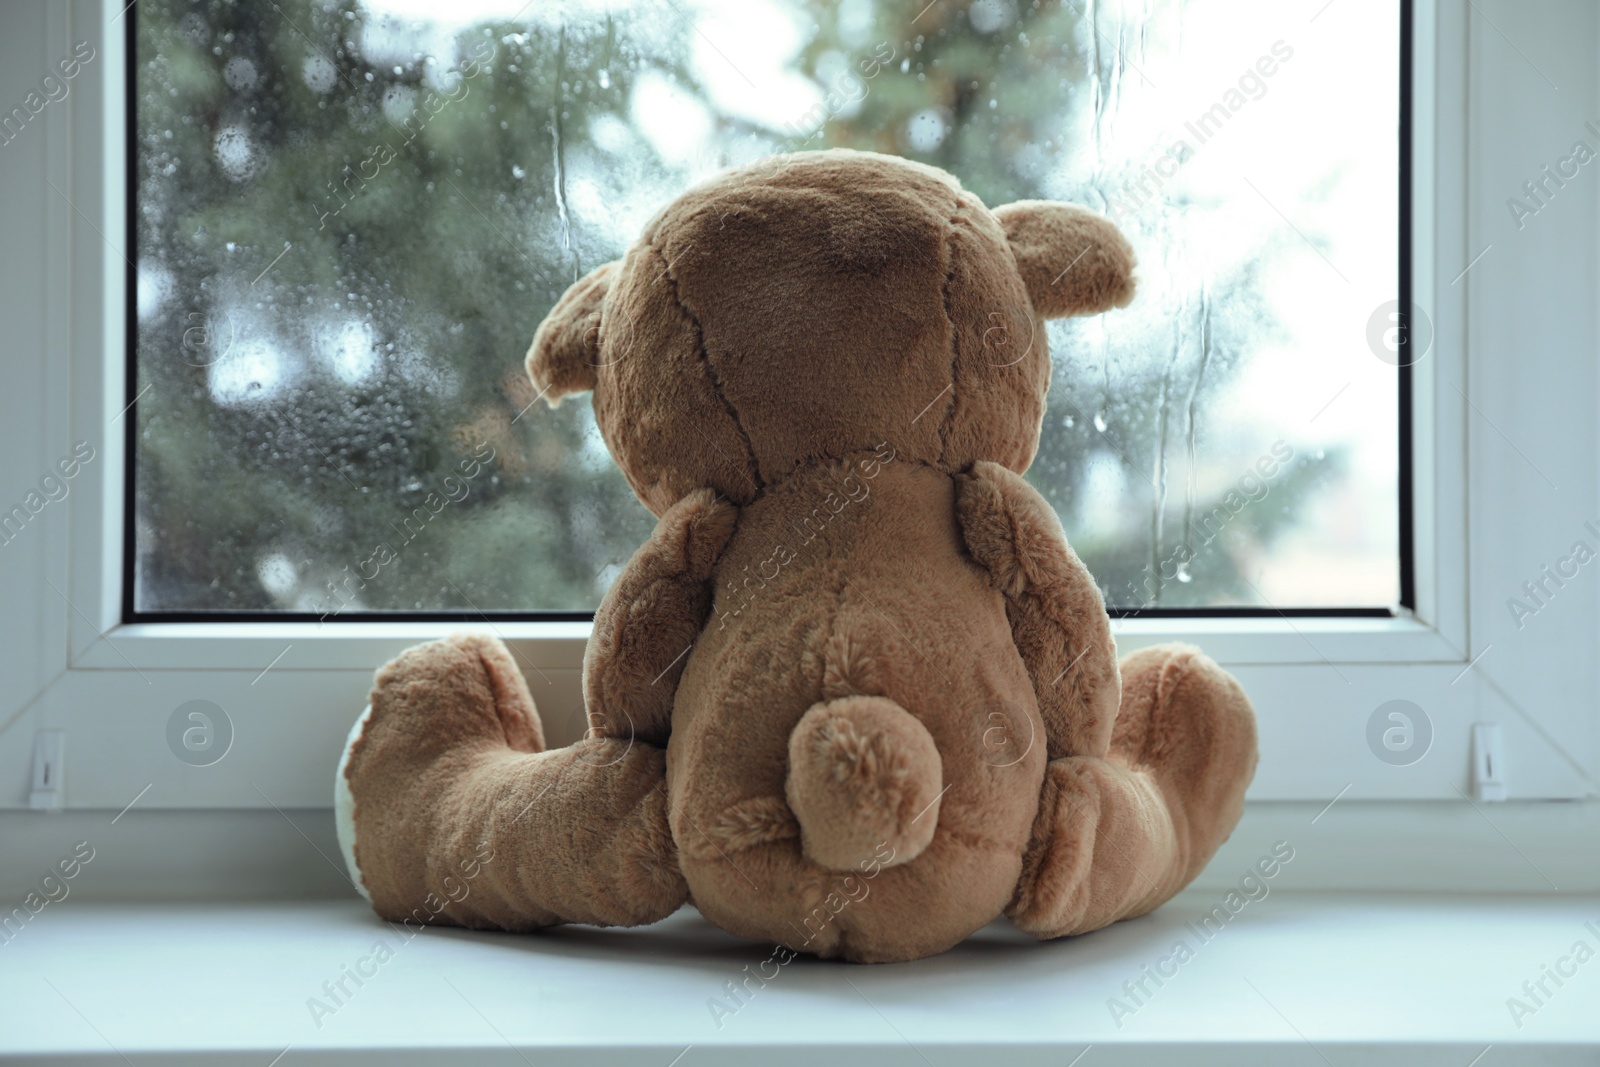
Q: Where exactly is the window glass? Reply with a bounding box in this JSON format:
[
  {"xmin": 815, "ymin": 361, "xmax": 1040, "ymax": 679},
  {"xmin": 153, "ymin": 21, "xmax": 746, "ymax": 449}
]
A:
[{"xmin": 132, "ymin": 0, "xmax": 1399, "ymax": 614}]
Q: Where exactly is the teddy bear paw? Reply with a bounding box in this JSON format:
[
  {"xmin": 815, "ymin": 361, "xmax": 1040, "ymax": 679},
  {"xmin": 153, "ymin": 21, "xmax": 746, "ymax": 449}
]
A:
[{"xmin": 335, "ymin": 633, "xmax": 545, "ymax": 898}]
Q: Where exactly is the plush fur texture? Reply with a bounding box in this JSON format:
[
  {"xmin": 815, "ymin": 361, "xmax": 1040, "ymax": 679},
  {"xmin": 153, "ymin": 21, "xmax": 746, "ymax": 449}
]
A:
[{"xmin": 339, "ymin": 149, "xmax": 1258, "ymax": 964}]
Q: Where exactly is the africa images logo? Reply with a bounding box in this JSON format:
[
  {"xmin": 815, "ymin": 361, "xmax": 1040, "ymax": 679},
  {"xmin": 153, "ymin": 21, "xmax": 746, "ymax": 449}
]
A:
[{"xmin": 1365, "ymin": 699, "xmax": 1432, "ymax": 767}]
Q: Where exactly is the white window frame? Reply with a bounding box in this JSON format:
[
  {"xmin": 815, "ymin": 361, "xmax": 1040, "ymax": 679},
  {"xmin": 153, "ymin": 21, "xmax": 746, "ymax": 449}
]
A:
[{"xmin": 1, "ymin": 0, "xmax": 1595, "ymax": 832}]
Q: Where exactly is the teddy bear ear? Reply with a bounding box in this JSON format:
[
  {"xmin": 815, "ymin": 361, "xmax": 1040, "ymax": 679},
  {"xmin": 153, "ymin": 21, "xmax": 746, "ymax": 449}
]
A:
[
  {"xmin": 993, "ymin": 201, "xmax": 1137, "ymax": 319},
  {"xmin": 525, "ymin": 260, "xmax": 618, "ymax": 406}
]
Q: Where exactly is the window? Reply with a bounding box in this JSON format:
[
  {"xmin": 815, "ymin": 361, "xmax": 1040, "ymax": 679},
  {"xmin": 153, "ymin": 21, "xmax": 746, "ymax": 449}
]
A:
[
  {"xmin": 131, "ymin": 0, "xmax": 1401, "ymax": 619},
  {"xmin": 2, "ymin": 0, "xmax": 1593, "ymax": 829}
]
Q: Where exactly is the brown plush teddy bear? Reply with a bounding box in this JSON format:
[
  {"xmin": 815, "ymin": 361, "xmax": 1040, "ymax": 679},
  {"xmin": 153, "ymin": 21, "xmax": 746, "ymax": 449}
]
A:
[{"xmin": 336, "ymin": 148, "xmax": 1258, "ymax": 964}]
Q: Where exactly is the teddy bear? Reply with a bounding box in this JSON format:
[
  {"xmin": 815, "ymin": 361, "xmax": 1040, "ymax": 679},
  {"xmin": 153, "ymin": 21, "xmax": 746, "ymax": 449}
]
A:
[{"xmin": 336, "ymin": 148, "xmax": 1258, "ymax": 964}]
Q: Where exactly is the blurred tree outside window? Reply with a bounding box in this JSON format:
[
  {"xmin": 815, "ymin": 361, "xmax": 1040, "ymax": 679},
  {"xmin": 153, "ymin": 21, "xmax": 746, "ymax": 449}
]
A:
[{"xmin": 132, "ymin": 0, "xmax": 1401, "ymax": 616}]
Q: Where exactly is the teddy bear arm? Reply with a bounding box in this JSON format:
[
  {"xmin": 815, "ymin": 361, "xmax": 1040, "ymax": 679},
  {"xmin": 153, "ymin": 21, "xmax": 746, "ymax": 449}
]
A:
[
  {"xmin": 583, "ymin": 488, "xmax": 738, "ymax": 744},
  {"xmin": 954, "ymin": 461, "xmax": 1121, "ymax": 760}
]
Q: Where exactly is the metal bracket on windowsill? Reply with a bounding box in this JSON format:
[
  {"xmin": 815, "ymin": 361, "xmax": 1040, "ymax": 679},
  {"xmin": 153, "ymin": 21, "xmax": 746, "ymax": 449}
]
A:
[
  {"xmin": 29, "ymin": 729, "xmax": 64, "ymax": 811},
  {"xmin": 1472, "ymin": 722, "xmax": 1507, "ymax": 803}
]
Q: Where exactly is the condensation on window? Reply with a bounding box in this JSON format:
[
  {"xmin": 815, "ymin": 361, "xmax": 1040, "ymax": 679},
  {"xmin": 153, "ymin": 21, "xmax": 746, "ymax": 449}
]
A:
[{"xmin": 133, "ymin": 0, "xmax": 1399, "ymax": 614}]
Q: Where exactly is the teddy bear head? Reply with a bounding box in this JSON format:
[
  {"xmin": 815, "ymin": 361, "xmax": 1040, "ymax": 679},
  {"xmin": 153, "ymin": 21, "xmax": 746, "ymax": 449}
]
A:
[{"xmin": 527, "ymin": 148, "xmax": 1134, "ymax": 515}]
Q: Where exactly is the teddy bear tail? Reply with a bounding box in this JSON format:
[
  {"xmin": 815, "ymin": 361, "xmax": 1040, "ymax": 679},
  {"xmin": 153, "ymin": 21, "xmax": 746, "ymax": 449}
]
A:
[{"xmin": 783, "ymin": 696, "xmax": 944, "ymax": 872}]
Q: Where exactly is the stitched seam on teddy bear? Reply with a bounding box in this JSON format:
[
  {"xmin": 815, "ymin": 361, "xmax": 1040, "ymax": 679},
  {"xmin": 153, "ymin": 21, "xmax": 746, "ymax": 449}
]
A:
[
  {"xmin": 646, "ymin": 238, "xmax": 765, "ymax": 494},
  {"xmin": 934, "ymin": 199, "xmax": 964, "ymax": 467},
  {"xmin": 743, "ymin": 448, "xmax": 940, "ymax": 505}
]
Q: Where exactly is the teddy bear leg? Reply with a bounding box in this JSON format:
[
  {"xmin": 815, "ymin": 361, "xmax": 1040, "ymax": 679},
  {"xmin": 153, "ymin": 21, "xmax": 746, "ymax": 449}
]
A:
[
  {"xmin": 1007, "ymin": 643, "xmax": 1256, "ymax": 939},
  {"xmin": 339, "ymin": 633, "xmax": 686, "ymax": 931}
]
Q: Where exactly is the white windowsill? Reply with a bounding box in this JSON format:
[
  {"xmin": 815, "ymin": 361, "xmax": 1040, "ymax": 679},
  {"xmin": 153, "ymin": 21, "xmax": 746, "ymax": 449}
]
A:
[{"xmin": 5, "ymin": 894, "xmax": 1597, "ymax": 1064}]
